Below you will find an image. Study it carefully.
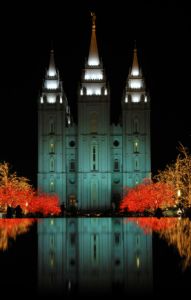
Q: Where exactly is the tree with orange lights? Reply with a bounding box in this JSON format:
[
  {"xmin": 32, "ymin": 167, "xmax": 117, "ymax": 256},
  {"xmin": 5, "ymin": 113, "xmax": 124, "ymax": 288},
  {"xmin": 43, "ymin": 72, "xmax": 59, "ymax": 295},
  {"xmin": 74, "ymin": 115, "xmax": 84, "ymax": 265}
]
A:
[
  {"xmin": 120, "ymin": 181, "xmax": 175, "ymax": 213},
  {"xmin": 0, "ymin": 162, "xmax": 61, "ymax": 216}
]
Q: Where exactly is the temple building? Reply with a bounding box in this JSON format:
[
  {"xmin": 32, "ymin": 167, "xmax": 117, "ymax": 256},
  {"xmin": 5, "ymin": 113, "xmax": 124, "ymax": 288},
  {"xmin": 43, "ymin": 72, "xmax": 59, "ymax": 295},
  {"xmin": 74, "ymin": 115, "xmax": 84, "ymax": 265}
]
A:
[{"xmin": 38, "ymin": 13, "xmax": 151, "ymax": 210}]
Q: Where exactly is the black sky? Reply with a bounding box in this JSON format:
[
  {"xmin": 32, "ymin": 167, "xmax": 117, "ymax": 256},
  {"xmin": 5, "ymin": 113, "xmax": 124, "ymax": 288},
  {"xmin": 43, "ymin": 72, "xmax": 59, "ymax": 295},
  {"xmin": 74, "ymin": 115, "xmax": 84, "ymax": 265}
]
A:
[{"xmin": 0, "ymin": 0, "xmax": 191, "ymax": 187}]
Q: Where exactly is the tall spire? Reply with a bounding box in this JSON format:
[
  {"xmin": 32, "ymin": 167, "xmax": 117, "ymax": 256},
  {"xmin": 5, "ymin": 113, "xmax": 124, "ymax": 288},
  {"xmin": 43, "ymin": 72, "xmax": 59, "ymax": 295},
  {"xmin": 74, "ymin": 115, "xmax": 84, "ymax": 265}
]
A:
[
  {"xmin": 47, "ymin": 49, "xmax": 56, "ymax": 77},
  {"xmin": 88, "ymin": 12, "xmax": 100, "ymax": 66},
  {"xmin": 131, "ymin": 43, "xmax": 139, "ymax": 76},
  {"xmin": 123, "ymin": 45, "xmax": 148, "ymax": 104}
]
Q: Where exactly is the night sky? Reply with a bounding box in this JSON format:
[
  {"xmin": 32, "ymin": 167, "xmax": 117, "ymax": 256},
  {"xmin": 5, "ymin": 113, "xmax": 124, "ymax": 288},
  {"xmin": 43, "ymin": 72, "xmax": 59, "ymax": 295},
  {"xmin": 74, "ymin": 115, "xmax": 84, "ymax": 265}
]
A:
[{"xmin": 0, "ymin": 0, "xmax": 190, "ymax": 187}]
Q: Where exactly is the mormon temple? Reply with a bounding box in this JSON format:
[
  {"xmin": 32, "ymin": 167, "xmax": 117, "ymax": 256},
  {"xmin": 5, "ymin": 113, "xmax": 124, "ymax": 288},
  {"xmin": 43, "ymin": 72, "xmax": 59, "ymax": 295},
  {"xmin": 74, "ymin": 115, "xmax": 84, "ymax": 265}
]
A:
[{"xmin": 38, "ymin": 13, "xmax": 151, "ymax": 210}]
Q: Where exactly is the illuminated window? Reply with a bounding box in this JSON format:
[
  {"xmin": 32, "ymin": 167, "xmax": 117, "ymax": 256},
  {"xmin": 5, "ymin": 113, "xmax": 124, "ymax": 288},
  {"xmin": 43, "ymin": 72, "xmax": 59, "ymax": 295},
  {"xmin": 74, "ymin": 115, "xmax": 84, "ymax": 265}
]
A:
[
  {"xmin": 136, "ymin": 256, "xmax": 140, "ymax": 268},
  {"xmin": 50, "ymin": 180, "xmax": 55, "ymax": 192},
  {"xmin": 132, "ymin": 94, "xmax": 140, "ymax": 103},
  {"xmin": 49, "ymin": 142, "xmax": 55, "ymax": 153},
  {"xmin": 47, "ymin": 95, "xmax": 56, "ymax": 103},
  {"xmin": 133, "ymin": 140, "xmax": 139, "ymax": 153},
  {"xmin": 129, "ymin": 79, "xmax": 142, "ymax": 89},
  {"xmin": 46, "ymin": 80, "xmax": 59, "ymax": 90},
  {"xmin": 135, "ymin": 176, "xmax": 139, "ymax": 185},
  {"xmin": 114, "ymin": 159, "xmax": 119, "ymax": 172}
]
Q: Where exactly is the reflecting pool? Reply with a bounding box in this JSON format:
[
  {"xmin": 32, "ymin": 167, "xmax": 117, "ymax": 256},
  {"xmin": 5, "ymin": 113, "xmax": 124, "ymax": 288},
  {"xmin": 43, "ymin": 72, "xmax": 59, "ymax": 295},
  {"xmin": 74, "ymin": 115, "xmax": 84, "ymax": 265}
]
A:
[{"xmin": 0, "ymin": 217, "xmax": 191, "ymax": 299}]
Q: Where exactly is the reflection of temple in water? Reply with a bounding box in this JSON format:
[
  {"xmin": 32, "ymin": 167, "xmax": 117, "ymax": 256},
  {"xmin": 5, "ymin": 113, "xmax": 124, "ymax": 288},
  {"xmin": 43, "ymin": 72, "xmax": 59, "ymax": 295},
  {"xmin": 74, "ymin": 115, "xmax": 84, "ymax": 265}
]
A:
[{"xmin": 38, "ymin": 218, "xmax": 153, "ymax": 296}]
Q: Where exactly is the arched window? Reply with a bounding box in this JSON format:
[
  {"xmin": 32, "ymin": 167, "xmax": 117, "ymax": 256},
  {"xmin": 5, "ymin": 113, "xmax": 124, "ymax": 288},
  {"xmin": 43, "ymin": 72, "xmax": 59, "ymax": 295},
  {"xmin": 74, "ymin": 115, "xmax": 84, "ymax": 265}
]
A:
[
  {"xmin": 91, "ymin": 141, "xmax": 98, "ymax": 171},
  {"xmin": 135, "ymin": 176, "xmax": 139, "ymax": 185},
  {"xmin": 133, "ymin": 140, "xmax": 139, "ymax": 153},
  {"xmin": 135, "ymin": 158, "xmax": 139, "ymax": 170},
  {"xmin": 50, "ymin": 178, "xmax": 55, "ymax": 192},
  {"xmin": 49, "ymin": 119, "xmax": 55, "ymax": 134},
  {"xmin": 70, "ymin": 160, "xmax": 75, "ymax": 172},
  {"xmin": 114, "ymin": 159, "xmax": 119, "ymax": 171},
  {"xmin": 49, "ymin": 140, "xmax": 55, "ymax": 153},
  {"xmin": 50, "ymin": 157, "xmax": 55, "ymax": 172}
]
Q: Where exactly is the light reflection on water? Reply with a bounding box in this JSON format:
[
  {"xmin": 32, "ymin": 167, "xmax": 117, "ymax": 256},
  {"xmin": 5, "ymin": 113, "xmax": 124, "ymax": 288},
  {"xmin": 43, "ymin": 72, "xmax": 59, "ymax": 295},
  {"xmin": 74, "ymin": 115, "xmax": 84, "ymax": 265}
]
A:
[
  {"xmin": 38, "ymin": 217, "xmax": 153, "ymax": 296},
  {"xmin": 1, "ymin": 217, "xmax": 191, "ymax": 297},
  {"xmin": 0, "ymin": 219, "xmax": 36, "ymax": 251},
  {"xmin": 126, "ymin": 217, "xmax": 191, "ymax": 270}
]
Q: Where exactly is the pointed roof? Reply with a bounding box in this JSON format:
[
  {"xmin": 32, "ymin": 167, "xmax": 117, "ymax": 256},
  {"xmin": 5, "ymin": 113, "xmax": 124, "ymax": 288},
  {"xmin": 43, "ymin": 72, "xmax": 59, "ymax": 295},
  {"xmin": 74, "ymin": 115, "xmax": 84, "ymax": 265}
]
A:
[
  {"xmin": 88, "ymin": 12, "xmax": 100, "ymax": 66},
  {"xmin": 47, "ymin": 49, "xmax": 56, "ymax": 77},
  {"xmin": 131, "ymin": 45, "xmax": 139, "ymax": 76}
]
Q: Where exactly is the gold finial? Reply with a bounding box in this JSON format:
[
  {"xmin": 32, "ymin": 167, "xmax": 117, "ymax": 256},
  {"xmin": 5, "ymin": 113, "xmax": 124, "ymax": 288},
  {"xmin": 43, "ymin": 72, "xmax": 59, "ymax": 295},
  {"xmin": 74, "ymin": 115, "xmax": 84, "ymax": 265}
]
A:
[{"xmin": 91, "ymin": 11, "xmax": 96, "ymax": 28}]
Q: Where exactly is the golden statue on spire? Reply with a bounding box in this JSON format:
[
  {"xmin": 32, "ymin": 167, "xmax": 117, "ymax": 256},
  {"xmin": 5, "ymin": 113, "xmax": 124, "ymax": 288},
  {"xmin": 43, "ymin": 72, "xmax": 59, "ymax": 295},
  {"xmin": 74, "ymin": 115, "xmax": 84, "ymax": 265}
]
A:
[{"xmin": 91, "ymin": 11, "xmax": 96, "ymax": 27}]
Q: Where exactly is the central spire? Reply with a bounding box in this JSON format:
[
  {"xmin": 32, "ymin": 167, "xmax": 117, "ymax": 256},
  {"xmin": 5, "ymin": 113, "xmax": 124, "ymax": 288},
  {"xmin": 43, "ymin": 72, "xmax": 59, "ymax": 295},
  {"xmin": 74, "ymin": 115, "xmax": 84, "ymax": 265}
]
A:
[
  {"xmin": 131, "ymin": 45, "xmax": 140, "ymax": 76},
  {"xmin": 47, "ymin": 49, "xmax": 56, "ymax": 77},
  {"xmin": 88, "ymin": 12, "xmax": 100, "ymax": 66}
]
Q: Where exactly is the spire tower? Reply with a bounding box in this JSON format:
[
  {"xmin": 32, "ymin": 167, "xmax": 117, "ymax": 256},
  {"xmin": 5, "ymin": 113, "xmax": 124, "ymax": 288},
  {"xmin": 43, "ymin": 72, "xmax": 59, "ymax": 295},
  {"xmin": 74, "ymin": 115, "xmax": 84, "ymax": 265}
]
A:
[{"xmin": 88, "ymin": 12, "xmax": 100, "ymax": 66}]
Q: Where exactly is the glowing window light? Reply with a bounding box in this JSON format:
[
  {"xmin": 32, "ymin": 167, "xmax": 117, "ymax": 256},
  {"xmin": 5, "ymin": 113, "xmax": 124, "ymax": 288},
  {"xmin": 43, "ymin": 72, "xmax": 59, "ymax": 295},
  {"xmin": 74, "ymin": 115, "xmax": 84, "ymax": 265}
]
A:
[
  {"xmin": 47, "ymin": 95, "xmax": 56, "ymax": 103},
  {"xmin": 60, "ymin": 96, "xmax": 63, "ymax": 103},
  {"xmin": 144, "ymin": 96, "xmax": 147, "ymax": 102},
  {"xmin": 136, "ymin": 256, "xmax": 140, "ymax": 268},
  {"xmin": 87, "ymin": 88, "xmax": 101, "ymax": 95},
  {"xmin": 88, "ymin": 58, "xmax": 99, "ymax": 66},
  {"xmin": 87, "ymin": 89, "xmax": 93, "ymax": 95},
  {"xmin": 46, "ymin": 80, "xmax": 58, "ymax": 89},
  {"xmin": 48, "ymin": 69, "xmax": 56, "ymax": 77},
  {"xmin": 50, "ymin": 143, "xmax": 54, "ymax": 152},
  {"xmin": 85, "ymin": 73, "xmax": 103, "ymax": 80},
  {"xmin": 130, "ymin": 79, "xmax": 142, "ymax": 89},
  {"xmin": 80, "ymin": 89, "xmax": 83, "ymax": 95},
  {"xmin": 132, "ymin": 94, "xmax": 140, "ymax": 103},
  {"xmin": 40, "ymin": 97, "xmax": 43, "ymax": 103},
  {"xmin": 50, "ymin": 258, "xmax": 54, "ymax": 267},
  {"xmin": 125, "ymin": 96, "xmax": 128, "ymax": 103},
  {"xmin": 104, "ymin": 88, "xmax": 107, "ymax": 95},
  {"xmin": 131, "ymin": 68, "xmax": 139, "ymax": 76},
  {"xmin": 95, "ymin": 89, "xmax": 101, "ymax": 95}
]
